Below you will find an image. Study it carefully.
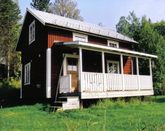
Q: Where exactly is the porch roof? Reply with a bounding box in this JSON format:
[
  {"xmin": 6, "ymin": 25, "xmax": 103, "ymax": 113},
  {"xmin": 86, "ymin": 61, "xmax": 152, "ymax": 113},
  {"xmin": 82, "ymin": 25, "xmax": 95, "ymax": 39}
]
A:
[{"xmin": 57, "ymin": 41, "xmax": 157, "ymax": 58}]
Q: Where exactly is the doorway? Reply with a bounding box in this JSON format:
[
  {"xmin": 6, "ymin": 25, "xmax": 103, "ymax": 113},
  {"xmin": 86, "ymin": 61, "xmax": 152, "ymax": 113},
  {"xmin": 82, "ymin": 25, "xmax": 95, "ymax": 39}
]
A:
[{"xmin": 63, "ymin": 54, "xmax": 79, "ymax": 92}]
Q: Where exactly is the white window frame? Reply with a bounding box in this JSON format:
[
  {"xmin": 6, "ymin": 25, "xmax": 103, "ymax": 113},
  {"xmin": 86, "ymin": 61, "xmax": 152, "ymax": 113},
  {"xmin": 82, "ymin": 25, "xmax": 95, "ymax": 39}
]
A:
[
  {"xmin": 24, "ymin": 62, "xmax": 31, "ymax": 85},
  {"xmin": 107, "ymin": 60, "xmax": 120, "ymax": 74},
  {"xmin": 107, "ymin": 40, "xmax": 119, "ymax": 48},
  {"xmin": 73, "ymin": 33, "xmax": 88, "ymax": 42},
  {"xmin": 29, "ymin": 20, "xmax": 35, "ymax": 44}
]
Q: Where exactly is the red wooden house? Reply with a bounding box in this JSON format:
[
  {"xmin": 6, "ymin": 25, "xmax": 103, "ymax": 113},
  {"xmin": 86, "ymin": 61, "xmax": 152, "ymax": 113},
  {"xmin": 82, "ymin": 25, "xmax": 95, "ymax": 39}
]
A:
[{"xmin": 16, "ymin": 9, "xmax": 157, "ymax": 110}]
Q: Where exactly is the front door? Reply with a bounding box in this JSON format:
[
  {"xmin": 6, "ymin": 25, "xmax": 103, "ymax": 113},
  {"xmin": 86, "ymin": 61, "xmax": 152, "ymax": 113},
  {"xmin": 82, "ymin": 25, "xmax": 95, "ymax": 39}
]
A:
[{"xmin": 66, "ymin": 57, "xmax": 78, "ymax": 92}]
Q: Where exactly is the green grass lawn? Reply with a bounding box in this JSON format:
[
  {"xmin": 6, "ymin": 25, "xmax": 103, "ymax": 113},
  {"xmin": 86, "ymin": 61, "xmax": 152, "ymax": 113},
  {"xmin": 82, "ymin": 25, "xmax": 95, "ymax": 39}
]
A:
[{"xmin": 0, "ymin": 96, "xmax": 165, "ymax": 131}]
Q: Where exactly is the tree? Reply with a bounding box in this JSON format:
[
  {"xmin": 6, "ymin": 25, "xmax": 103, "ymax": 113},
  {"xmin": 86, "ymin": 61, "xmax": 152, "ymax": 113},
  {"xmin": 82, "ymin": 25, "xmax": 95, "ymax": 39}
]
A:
[
  {"xmin": 0, "ymin": 0, "xmax": 21, "ymax": 80},
  {"xmin": 116, "ymin": 12, "xmax": 165, "ymax": 89},
  {"xmin": 30, "ymin": 0, "xmax": 51, "ymax": 12},
  {"xmin": 153, "ymin": 21, "xmax": 165, "ymax": 38},
  {"xmin": 116, "ymin": 11, "xmax": 141, "ymax": 39},
  {"xmin": 50, "ymin": 0, "xmax": 83, "ymax": 21}
]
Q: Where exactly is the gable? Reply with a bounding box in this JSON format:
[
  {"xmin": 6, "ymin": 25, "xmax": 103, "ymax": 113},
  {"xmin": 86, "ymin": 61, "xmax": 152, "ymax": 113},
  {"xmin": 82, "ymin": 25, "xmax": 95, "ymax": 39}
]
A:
[{"xmin": 16, "ymin": 8, "xmax": 137, "ymax": 51}]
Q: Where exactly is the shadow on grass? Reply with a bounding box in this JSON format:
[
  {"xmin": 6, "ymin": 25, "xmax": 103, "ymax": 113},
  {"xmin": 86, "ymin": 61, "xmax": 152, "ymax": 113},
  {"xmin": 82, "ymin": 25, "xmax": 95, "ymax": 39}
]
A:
[
  {"xmin": 154, "ymin": 95, "xmax": 165, "ymax": 103},
  {"xmin": 0, "ymin": 87, "xmax": 52, "ymax": 111}
]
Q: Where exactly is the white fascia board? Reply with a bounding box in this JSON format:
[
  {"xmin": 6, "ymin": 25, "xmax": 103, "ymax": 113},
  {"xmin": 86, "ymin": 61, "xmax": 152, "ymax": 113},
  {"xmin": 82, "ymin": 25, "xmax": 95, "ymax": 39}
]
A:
[
  {"xmin": 27, "ymin": 8, "xmax": 46, "ymax": 25},
  {"xmin": 62, "ymin": 41, "xmax": 158, "ymax": 58}
]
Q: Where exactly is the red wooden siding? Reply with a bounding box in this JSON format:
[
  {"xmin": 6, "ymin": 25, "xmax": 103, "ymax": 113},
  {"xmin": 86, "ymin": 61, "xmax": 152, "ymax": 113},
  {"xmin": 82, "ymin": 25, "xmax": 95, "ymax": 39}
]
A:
[
  {"xmin": 119, "ymin": 42, "xmax": 132, "ymax": 50},
  {"xmin": 48, "ymin": 28, "xmax": 73, "ymax": 48},
  {"xmin": 123, "ymin": 57, "xmax": 132, "ymax": 74},
  {"xmin": 88, "ymin": 35, "xmax": 107, "ymax": 45}
]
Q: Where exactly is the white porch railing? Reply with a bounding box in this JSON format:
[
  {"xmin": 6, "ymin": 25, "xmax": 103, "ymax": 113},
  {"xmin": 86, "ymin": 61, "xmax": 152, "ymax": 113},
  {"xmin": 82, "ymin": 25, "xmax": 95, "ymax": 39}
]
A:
[
  {"xmin": 81, "ymin": 72, "xmax": 153, "ymax": 92},
  {"xmin": 59, "ymin": 75, "xmax": 71, "ymax": 93}
]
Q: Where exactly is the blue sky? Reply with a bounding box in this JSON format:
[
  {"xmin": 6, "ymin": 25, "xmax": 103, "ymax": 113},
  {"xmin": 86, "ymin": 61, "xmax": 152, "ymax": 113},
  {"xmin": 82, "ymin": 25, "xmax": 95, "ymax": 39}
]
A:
[{"xmin": 19, "ymin": 0, "xmax": 165, "ymax": 30}]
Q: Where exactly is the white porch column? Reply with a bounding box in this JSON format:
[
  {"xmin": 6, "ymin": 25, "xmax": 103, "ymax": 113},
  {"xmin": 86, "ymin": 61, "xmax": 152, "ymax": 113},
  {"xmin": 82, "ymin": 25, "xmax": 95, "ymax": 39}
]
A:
[
  {"xmin": 102, "ymin": 51, "xmax": 105, "ymax": 73},
  {"xmin": 149, "ymin": 58, "xmax": 153, "ymax": 88},
  {"xmin": 149, "ymin": 58, "xmax": 152, "ymax": 76},
  {"xmin": 136, "ymin": 57, "xmax": 140, "ymax": 91},
  {"xmin": 46, "ymin": 48, "xmax": 51, "ymax": 98},
  {"xmin": 79, "ymin": 48, "xmax": 83, "ymax": 92},
  {"xmin": 120, "ymin": 54, "xmax": 125, "ymax": 91},
  {"xmin": 102, "ymin": 51, "xmax": 106, "ymax": 91}
]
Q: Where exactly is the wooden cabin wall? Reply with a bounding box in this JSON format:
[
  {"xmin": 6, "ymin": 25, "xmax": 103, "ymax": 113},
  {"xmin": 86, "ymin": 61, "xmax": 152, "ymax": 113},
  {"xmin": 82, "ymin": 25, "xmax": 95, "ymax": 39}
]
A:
[
  {"xmin": 123, "ymin": 56, "xmax": 132, "ymax": 74},
  {"xmin": 51, "ymin": 47, "xmax": 63, "ymax": 98},
  {"xmin": 47, "ymin": 27, "xmax": 73, "ymax": 48},
  {"xmin": 88, "ymin": 35, "xmax": 107, "ymax": 45},
  {"xmin": 119, "ymin": 42, "xmax": 133, "ymax": 50},
  {"xmin": 21, "ymin": 13, "xmax": 47, "ymax": 99}
]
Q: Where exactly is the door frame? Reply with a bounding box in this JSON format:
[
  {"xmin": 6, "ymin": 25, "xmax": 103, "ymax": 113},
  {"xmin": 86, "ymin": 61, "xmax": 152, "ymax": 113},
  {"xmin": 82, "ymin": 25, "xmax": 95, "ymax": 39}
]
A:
[{"xmin": 63, "ymin": 53, "xmax": 79, "ymax": 76}]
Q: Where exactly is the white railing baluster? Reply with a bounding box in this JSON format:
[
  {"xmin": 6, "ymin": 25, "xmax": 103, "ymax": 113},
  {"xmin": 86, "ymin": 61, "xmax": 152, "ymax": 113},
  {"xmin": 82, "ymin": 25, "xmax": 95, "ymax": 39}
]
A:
[{"xmin": 79, "ymin": 72, "xmax": 153, "ymax": 92}]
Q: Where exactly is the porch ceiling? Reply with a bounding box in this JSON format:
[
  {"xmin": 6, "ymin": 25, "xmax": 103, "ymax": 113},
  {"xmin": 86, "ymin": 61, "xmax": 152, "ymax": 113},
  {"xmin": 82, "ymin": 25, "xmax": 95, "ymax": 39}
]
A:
[{"xmin": 56, "ymin": 41, "xmax": 157, "ymax": 58}]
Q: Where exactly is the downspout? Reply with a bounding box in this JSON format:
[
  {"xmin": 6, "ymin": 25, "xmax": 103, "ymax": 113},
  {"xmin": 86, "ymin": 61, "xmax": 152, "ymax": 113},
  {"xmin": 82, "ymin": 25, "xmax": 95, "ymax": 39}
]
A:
[
  {"xmin": 20, "ymin": 64, "xmax": 22, "ymax": 99},
  {"xmin": 46, "ymin": 48, "xmax": 51, "ymax": 98}
]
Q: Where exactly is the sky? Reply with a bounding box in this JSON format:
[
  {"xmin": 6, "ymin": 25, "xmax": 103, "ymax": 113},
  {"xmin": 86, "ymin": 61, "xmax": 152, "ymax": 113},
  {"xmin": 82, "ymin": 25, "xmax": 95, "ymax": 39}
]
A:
[{"xmin": 19, "ymin": 0, "xmax": 165, "ymax": 30}]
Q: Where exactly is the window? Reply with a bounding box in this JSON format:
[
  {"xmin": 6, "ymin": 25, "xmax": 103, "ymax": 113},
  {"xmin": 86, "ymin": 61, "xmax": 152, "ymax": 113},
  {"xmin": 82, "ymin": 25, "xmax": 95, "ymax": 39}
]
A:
[
  {"xmin": 24, "ymin": 62, "xmax": 31, "ymax": 85},
  {"xmin": 107, "ymin": 60, "xmax": 119, "ymax": 74},
  {"xmin": 29, "ymin": 21, "xmax": 35, "ymax": 44},
  {"xmin": 107, "ymin": 40, "xmax": 119, "ymax": 48},
  {"xmin": 73, "ymin": 33, "xmax": 88, "ymax": 42}
]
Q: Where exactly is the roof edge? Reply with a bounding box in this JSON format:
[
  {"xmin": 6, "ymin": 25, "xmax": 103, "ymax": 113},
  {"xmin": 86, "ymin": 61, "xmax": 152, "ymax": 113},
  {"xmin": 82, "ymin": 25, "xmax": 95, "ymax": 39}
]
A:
[
  {"xmin": 59, "ymin": 41, "xmax": 157, "ymax": 58},
  {"xmin": 27, "ymin": 8, "xmax": 46, "ymax": 25}
]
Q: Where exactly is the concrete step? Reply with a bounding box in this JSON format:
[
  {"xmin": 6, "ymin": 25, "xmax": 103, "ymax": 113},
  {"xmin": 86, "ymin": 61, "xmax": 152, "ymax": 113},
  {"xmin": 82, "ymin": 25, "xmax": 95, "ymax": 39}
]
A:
[{"xmin": 53, "ymin": 96, "xmax": 80, "ymax": 111}]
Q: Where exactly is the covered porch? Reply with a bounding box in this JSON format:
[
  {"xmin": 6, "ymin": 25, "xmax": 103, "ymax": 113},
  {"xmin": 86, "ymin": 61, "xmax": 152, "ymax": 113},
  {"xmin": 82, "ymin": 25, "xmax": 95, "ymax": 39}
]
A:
[{"xmin": 58, "ymin": 41, "xmax": 157, "ymax": 99}]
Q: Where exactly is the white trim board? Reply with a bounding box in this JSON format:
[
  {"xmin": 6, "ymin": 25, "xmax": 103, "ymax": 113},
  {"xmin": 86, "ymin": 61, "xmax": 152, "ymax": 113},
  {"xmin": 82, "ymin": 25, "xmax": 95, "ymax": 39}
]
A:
[
  {"xmin": 61, "ymin": 41, "xmax": 157, "ymax": 58},
  {"xmin": 81, "ymin": 90, "xmax": 154, "ymax": 99}
]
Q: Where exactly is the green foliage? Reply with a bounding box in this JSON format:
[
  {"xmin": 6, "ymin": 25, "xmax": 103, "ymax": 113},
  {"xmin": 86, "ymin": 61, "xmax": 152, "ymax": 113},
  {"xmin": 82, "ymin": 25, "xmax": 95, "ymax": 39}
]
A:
[
  {"xmin": 116, "ymin": 12, "xmax": 165, "ymax": 89},
  {"xmin": 0, "ymin": 0, "xmax": 21, "ymax": 79},
  {"xmin": 0, "ymin": 78, "xmax": 20, "ymax": 89},
  {"xmin": 0, "ymin": 96, "xmax": 165, "ymax": 130},
  {"xmin": 31, "ymin": 0, "xmax": 51, "ymax": 12},
  {"xmin": 153, "ymin": 21, "xmax": 165, "ymax": 38},
  {"xmin": 50, "ymin": 0, "xmax": 83, "ymax": 21}
]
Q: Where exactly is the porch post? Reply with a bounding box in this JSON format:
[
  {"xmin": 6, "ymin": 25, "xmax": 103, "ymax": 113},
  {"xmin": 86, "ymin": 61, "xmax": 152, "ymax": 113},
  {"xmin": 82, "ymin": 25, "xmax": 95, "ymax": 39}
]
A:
[
  {"xmin": 149, "ymin": 58, "xmax": 153, "ymax": 88},
  {"xmin": 149, "ymin": 58, "xmax": 152, "ymax": 76},
  {"xmin": 120, "ymin": 54, "xmax": 125, "ymax": 91},
  {"xmin": 102, "ymin": 51, "xmax": 105, "ymax": 73},
  {"xmin": 79, "ymin": 47, "xmax": 83, "ymax": 92},
  {"xmin": 136, "ymin": 57, "xmax": 140, "ymax": 91},
  {"xmin": 102, "ymin": 51, "xmax": 105, "ymax": 91},
  {"xmin": 46, "ymin": 48, "xmax": 51, "ymax": 98}
]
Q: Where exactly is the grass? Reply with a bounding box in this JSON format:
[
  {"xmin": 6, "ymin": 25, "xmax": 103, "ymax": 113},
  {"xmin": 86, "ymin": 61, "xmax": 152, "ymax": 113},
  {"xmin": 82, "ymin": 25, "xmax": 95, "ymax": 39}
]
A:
[{"xmin": 0, "ymin": 96, "xmax": 165, "ymax": 131}]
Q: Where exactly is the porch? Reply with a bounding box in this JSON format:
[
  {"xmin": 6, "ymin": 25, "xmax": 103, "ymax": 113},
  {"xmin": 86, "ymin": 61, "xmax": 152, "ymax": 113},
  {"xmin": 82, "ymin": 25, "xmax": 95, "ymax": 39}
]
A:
[{"xmin": 57, "ymin": 41, "xmax": 157, "ymax": 99}]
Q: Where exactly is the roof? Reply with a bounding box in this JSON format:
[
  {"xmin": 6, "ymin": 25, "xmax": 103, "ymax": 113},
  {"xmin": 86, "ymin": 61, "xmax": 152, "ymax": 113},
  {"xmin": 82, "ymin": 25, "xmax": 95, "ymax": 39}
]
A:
[
  {"xmin": 27, "ymin": 8, "xmax": 137, "ymax": 44},
  {"xmin": 58, "ymin": 41, "xmax": 157, "ymax": 58}
]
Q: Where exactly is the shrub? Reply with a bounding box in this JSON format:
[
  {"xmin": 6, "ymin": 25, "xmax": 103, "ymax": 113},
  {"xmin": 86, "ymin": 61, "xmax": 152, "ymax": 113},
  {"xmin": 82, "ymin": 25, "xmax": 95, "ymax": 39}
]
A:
[{"xmin": 0, "ymin": 77, "xmax": 20, "ymax": 89}]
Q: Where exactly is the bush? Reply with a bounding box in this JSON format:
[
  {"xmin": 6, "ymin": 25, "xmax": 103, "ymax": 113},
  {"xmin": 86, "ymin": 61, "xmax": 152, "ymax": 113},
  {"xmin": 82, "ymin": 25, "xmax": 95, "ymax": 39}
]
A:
[{"xmin": 0, "ymin": 77, "xmax": 20, "ymax": 89}]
